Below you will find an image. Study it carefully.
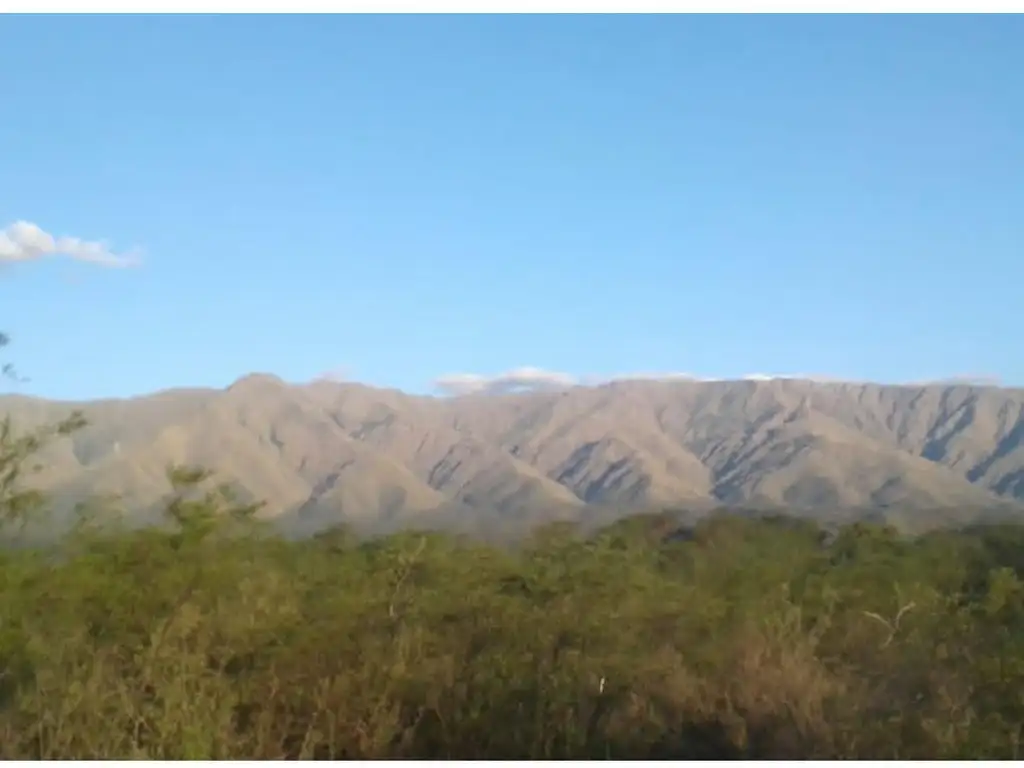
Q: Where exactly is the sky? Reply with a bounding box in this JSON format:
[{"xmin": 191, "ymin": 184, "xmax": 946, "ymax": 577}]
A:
[{"xmin": 1, "ymin": 15, "xmax": 1022, "ymax": 401}]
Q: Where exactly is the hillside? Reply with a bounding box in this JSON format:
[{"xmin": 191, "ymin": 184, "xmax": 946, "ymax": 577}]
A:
[{"xmin": 3, "ymin": 376, "xmax": 1024, "ymax": 536}]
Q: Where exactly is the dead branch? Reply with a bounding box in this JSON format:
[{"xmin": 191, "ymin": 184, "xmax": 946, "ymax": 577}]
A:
[
  {"xmin": 862, "ymin": 600, "xmax": 916, "ymax": 648},
  {"xmin": 388, "ymin": 536, "xmax": 427, "ymax": 620}
]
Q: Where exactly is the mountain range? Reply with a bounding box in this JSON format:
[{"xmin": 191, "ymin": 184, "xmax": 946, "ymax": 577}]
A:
[{"xmin": 3, "ymin": 375, "xmax": 1024, "ymax": 539}]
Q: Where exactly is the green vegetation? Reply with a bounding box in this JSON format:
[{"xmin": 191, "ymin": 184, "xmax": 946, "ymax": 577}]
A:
[{"xmin": 4, "ymin": 365, "xmax": 1024, "ymax": 758}]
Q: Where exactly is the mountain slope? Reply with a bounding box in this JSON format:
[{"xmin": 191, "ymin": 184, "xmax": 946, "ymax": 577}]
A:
[{"xmin": 3, "ymin": 376, "xmax": 1023, "ymax": 536}]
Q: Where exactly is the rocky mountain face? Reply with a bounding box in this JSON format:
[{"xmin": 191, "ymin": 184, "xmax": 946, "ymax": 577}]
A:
[{"xmin": 4, "ymin": 375, "xmax": 1024, "ymax": 537}]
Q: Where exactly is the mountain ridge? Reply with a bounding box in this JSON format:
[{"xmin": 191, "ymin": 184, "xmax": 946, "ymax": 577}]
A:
[{"xmin": 4, "ymin": 376, "xmax": 1024, "ymax": 537}]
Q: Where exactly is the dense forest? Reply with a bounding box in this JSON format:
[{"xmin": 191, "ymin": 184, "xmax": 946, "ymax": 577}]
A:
[{"xmin": 3, "ymin": 378, "xmax": 1024, "ymax": 758}]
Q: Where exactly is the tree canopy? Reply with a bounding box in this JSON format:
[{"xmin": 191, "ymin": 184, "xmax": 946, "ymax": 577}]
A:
[{"xmin": 2, "ymin": 348, "xmax": 1024, "ymax": 759}]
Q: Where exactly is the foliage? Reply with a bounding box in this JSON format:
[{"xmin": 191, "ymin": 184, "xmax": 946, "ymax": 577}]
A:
[
  {"xmin": 2, "ymin": 399, "xmax": 1024, "ymax": 758},
  {"xmin": 0, "ymin": 334, "xmax": 88, "ymax": 531}
]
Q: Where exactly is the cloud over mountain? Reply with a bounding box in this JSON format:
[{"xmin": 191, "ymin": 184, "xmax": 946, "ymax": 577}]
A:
[
  {"xmin": 434, "ymin": 366, "xmax": 577, "ymax": 395},
  {"xmin": 432, "ymin": 367, "xmax": 853, "ymax": 395}
]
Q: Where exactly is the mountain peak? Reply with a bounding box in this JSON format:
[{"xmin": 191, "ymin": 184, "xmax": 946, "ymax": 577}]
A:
[
  {"xmin": 4, "ymin": 378, "xmax": 1023, "ymax": 539},
  {"xmin": 226, "ymin": 372, "xmax": 288, "ymax": 392}
]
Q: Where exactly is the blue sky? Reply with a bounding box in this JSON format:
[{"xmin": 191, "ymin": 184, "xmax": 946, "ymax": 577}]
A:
[{"xmin": 1, "ymin": 15, "xmax": 1022, "ymax": 400}]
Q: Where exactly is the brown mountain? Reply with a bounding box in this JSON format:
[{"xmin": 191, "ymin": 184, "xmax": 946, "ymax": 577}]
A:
[{"xmin": 3, "ymin": 376, "xmax": 1024, "ymax": 537}]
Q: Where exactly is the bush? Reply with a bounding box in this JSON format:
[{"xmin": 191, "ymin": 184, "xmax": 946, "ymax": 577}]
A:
[{"xmin": 2, "ymin": 409, "xmax": 1024, "ymax": 758}]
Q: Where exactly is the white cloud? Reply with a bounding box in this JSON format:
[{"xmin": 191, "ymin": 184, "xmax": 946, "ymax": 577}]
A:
[
  {"xmin": 0, "ymin": 221, "xmax": 140, "ymax": 268},
  {"xmin": 431, "ymin": 367, "xmax": 1006, "ymax": 396},
  {"xmin": 312, "ymin": 367, "xmax": 351, "ymax": 383},
  {"xmin": 434, "ymin": 366, "xmax": 578, "ymax": 396},
  {"xmin": 906, "ymin": 375, "xmax": 1003, "ymax": 387},
  {"xmin": 433, "ymin": 367, "xmax": 777, "ymax": 396},
  {"xmin": 585, "ymin": 371, "xmax": 708, "ymax": 384}
]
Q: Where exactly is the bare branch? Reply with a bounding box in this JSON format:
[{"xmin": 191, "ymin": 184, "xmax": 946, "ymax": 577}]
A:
[
  {"xmin": 388, "ymin": 536, "xmax": 428, "ymax": 620},
  {"xmin": 862, "ymin": 601, "xmax": 916, "ymax": 648},
  {"xmin": 893, "ymin": 601, "xmax": 916, "ymax": 630}
]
